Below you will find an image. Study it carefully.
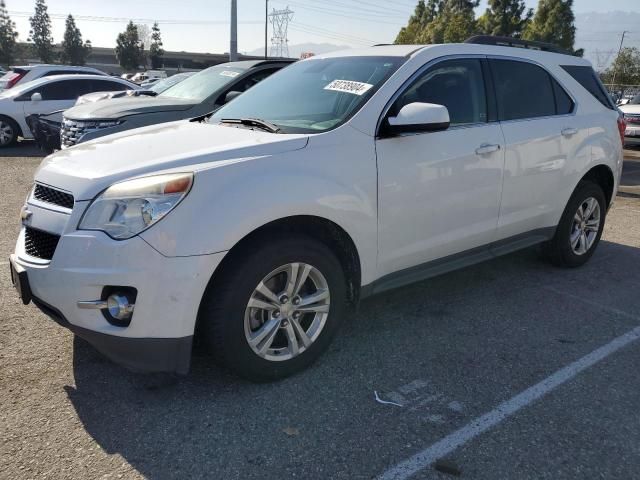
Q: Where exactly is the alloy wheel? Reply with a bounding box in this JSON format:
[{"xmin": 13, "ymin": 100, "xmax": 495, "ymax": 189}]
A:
[
  {"xmin": 244, "ymin": 262, "xmax": 330, "ymax": 361},
  {"xmin": 570, "ymin": 196, "xmax": 601, "ymax": 255},
  {"xmin": 0, "ymin": 121, "xmax": 14, "ymax": 146}
]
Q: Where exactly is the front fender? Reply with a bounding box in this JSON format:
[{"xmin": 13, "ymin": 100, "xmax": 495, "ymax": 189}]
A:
[{"xmin": 140, "ymin": 129, "xmax": 378, "ymax": 284}]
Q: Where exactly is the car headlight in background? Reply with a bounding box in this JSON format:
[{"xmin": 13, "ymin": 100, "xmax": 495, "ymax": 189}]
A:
[{"xmin": 79, "ymin": 173, "xmax": 193, "ymax": 239}]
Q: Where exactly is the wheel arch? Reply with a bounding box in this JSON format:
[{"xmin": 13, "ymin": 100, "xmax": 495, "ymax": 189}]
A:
[
  {"xmin": 194, "ymin": 215, "xmax": 363, "ymax": 340},
  {"xmin": 580, "ymin": 164, "xmax": 615, "ymax": 208}
]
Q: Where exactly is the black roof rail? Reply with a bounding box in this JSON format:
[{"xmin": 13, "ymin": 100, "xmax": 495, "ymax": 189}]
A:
[{"xmin": 465, "ymin": 35, "xmax": 573, "ymax": 56}]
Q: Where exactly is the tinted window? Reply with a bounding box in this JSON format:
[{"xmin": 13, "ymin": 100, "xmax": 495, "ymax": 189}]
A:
[
  {"xmin": 393, "ymin": 59, "xmax": 487, "ymax": 125},
  {"xmin": 37, "ymin": 79, "xmax": 94, "ymax": 100},
  {"xmin": 561, "ymin": 65, "xmax": 614, "ymax": 110},
  {"xmin": 47, "ymin": 70, "xmax": 98, "ymax": 76},
  {"xmin": 552, "ymin": 79, "xmax": 574, "ymax": 115},
  {"xmin": 491, "ymin": 59, "xmax": 556, "ymax": 121},
  {"xmin": 91, "ymin": 79, "xmax": 129, "ymax": 92},
  {"xmin": 218, "ymin": 68, "xmax": 280, "ymax": 103}
]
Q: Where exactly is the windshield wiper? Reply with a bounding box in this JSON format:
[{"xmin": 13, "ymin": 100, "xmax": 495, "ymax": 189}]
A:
[{"xmin": 219, "ymin": 118, "xmax": 281, "ymax": 133}]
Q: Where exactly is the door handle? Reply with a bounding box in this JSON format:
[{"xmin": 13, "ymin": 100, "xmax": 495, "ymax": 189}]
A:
[
  {"xmin": 475, "ymin": 143, "xmax": 501, "ymax": 155},
  {"xmin": 561, "ymin": 127, "xmax": 578, "ymax": 137}
]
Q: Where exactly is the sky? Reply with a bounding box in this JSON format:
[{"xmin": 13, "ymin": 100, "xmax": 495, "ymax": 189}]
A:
[{"xmin": 8, "ymin": 0, "xmax": 640, "ymax": 57}]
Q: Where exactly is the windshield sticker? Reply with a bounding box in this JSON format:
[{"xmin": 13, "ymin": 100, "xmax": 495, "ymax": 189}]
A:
[
  {"xmin": 220, "ymin": 70, "xmax": 240, "ymax": 78},
  {"xmin": 324, "ymin": 79, "xmax": 373, "ymax": 96}
]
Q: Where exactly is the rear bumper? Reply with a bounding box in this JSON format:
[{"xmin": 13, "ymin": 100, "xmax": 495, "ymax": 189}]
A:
[{"xmin": 32, "ymin": 295, "xmax": 193, "ymax": 374}]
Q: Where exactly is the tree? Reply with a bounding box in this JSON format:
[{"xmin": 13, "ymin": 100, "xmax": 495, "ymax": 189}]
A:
[
  {"xmin": 149, "ymin": 22, "xmax": 164, "ymax": 69},
  {"xmin": 395, "ymin": 0, "xmax": 479, "ymax": 45},
  {"xmin": 0, "ymin": 0, "xmax": 18, "ymax": 66},
  {"xmin": 477, "ymin": 0, "xmax": 533, "ymax": 38},
  {"xmin": 115, "ymin": 21, "xmax": 144, "ymax": 71},
  {"xmin": 60, "ymin": 14, "xmax": 91, "ymax": 65},
  {"xmin": 425, "ymin": 0, "xmax": 480, "ymax": 44},
  {"xmin": 28, "ymin": 0, "xmax": 54, "ymax": 63},
  {"xmin": 522, "ymin": 0, "xmax": 578, "ymax": 53},
  {"xmin": 396, "ymin": 0, "xmax": 436, "ymax": 44},
  {"xmin": 601, "ymin": 47, "xmax": 640, "ymax": 87}
]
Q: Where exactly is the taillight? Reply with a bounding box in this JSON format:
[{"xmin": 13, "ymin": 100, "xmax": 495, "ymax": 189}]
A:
[
  {"xmin": 617, "ymin": 115, "xmax": 626, "ymax": 146},
  {"xmin": 5, "ymin": 72, "xmax": 25, "ymax": 89}
]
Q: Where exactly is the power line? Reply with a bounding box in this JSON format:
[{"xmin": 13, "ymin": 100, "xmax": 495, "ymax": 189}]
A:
[{"xmin": 8, "ymin": 10, "xmax": 263, "ymax": 25}]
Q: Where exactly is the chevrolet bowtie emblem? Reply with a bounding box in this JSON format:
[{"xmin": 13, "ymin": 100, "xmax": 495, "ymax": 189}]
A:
[{"xmin": 20, "ymin": 208, "xmax": 32, "ymax": 223}]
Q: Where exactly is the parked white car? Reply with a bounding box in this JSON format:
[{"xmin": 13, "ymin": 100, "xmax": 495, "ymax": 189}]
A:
[
  {"xmin": 619, "ymin": 94, "xmax": 640, "ymax": 146},
  {"xmin": 0, "ymin": 64, "xmax": 106, "ymax": 90},
  {"xmin": 0, "ymin": 74, "xmax": 135, "ymax": 146},
  {"xmin": 10, "ymin": 40, "xmax": 623, "ymax": 380}
]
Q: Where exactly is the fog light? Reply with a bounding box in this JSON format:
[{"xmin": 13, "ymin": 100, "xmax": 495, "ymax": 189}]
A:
[{"xmin": 107, "ymin": 294, "xmax": 134, "ymax": 321}]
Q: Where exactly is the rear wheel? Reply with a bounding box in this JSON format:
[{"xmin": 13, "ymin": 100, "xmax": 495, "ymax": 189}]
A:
[
  {"xmin": 544, "ymin": 181, "xmax": 606, "ymax": 267},
  {"xmin": 0, "ymin": 116, "xmax": 18, "ymax": 147},
  {"xmin": 199, "ymin": 235, "xmax": 347, "ymax": 381}
]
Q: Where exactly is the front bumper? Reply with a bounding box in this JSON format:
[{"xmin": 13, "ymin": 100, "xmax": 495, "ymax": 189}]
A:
[
  {"xmin": 33, "ymin": 294, "xmax": 193, "ymax": 374},
  {"xmin": 12, "ymin": 222, "xmax": 226, "ymax": 374}
]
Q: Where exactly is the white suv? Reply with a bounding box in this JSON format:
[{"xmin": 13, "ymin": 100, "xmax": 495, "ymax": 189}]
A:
[{"xmin": 10, "ymin": 39, "xmax": 623, "ymax": 380}]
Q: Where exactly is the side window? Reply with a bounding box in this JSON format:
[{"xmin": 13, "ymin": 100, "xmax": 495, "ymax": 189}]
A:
[
  {"xmin": 490, "ymin": 59, "xmax": 556, "ymax": 121},
  {"xmin": 38, "ymin": 79, "xmax": 94, "ymax": 100},
  {"xmin": 561, "ymin": 65, "xmax": 614, "ymax": 110},
  {"xmin": 218, "ymin": 68, "xmax": 279, "ymax": 105},
  {"xmin": 552, "ymin": 78, "xmax": 574, "ymax": 115},
  {"xmin": 233, "ymin": 68, "xmax": 279, "ymax": 94},
  {"xmin": 91, "ymin": 80, "xmax": 130, "ymax": 92},
  {"xmin": 392, "ymin": 59, "xmax": 487, "ymax": 126}
]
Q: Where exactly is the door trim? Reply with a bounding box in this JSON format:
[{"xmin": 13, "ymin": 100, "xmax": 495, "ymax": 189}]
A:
[{"xmin": 361, "ymin": 227, "xmax": 555, "ymax": 298}]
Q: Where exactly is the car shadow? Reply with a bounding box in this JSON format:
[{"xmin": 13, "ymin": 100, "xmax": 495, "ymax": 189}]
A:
[
  {"xmin": 2, "ymin": 140, "xmax": 46, "ymax": 158},
  {"xmin": 64, "ymin": 240, "xmax": 640, "ymax": 479}
]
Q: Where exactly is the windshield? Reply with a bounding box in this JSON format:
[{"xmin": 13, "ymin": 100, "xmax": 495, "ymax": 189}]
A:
[
  {"xmin": 210, "ymin": 56, "xmax": 404, "ymax": 134},
  {"xmin": 149, "ymin": 73, "xmax": 193, "ymax": 94},
  {"xmin": 630, "ymin": 94, "xmax": 640, "ymax": 105},
  {"xmin": 160, "ymin": 65, "xmax": 247, "ymax": 102}
]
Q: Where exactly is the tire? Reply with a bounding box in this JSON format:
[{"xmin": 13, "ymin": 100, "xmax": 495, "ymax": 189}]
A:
[
  {"xmin": 543, "ymin": 181, "xmax": 606, "ymax": 268},
  {"xmin": 199, "ymin": 235, "xmax": 348, "ymax": 381},
  {"xmin": 0, "ymin": 116, "xmax": 19, "ymax": 147}
]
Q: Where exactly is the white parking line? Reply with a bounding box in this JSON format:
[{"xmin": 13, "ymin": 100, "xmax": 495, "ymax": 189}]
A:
[{"xmin": 378, "ymin": 324, "xmax": 640, "ymax": 480}]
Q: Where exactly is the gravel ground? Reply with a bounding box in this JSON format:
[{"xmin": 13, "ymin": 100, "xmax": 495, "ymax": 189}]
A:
[{"xmin": 1, "ymin": 146, "xmax": 639, "ymax": 480}]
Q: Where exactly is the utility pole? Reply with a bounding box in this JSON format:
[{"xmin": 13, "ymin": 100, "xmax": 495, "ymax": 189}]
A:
[
  {"xmin": 264, "ymin": 0, "xmax": 268, "ymax": 59},
  {"xmin": 230, "ymin": 0, "xmax": 238, "ymax": 61},
  {"xmin": 611, "ymin": 30, "xmax": 627, "ymax": 89}
]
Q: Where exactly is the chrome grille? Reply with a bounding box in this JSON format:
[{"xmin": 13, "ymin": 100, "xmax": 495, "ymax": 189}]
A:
[
  {"xmin": 60, "ymin": 118, "xmax": 118, "ymax": 147},
  {"xmin": 33, "ymin": 184, "xmax": 74, "ymax": 209},
  {"xmin": 24, "ymin": 227, "xmax": 60, "ymax": 260}
]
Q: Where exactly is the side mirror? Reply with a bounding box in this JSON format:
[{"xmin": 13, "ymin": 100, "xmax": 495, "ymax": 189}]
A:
[
  {"xmin": 385, "ymin": 102, "xmax": 450, "ymax": 135},
  {"xmin": 31, "ymin": 92, "xmax": 42, "ymax": 102},
  {"xmin": 223, "ymin": 90, "xmax": 242, "ymax": 104}
]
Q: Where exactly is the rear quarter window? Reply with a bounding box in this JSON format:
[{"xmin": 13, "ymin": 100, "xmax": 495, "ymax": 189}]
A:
[{"xmin": 561, "ymin": 65, "xmax": 614, "ymax": 110}]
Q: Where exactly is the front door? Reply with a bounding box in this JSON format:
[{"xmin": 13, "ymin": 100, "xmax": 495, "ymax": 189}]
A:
[{"xmin": 376, "ymin": 58, "xmax": 505, "ymax": 277}]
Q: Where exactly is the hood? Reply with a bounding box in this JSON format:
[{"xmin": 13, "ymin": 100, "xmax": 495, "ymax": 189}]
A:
[
  {"xmin": 64, "ymin": 96, "xmax": 196, "ymax": 120},
  {"xmin": 75, "ymin": 90, "xmax": 130, "ymax": 105},
  {"xmin": 620, "ymin": 104, "xmax": 640, "ymax": 114},
  {"xmin": 35, "ymin": 121, "xmax": 309, "ymax": 200}
]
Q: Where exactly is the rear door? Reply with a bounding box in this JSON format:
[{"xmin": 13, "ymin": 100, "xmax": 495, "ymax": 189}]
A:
[{"xmin": 489, "ymin": 58, "xmax": 582, "ymax": 240}]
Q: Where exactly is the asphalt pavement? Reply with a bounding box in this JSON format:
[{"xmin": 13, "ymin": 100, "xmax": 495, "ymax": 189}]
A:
[{"xmin": 1, "ymin": 143, "xmax": 639, "ymax": 479}]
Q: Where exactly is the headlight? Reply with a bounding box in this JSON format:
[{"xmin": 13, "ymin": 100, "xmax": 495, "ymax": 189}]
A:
[{"xmin": 79, "ymin": 173, "xmax": 193, "ymax": 239}]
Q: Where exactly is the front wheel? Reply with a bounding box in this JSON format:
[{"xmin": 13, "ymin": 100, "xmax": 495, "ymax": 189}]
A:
[
  {"xmin": 0, "ymin": 116, "xmax": 18, "ymax": 147},
  {"xmin": 543, "ymin": 181, "xmax": 606, "ymax": 267},
  {"xmin": 199, "ymin": 235, "xmax": 347, "ymax": 381}
]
